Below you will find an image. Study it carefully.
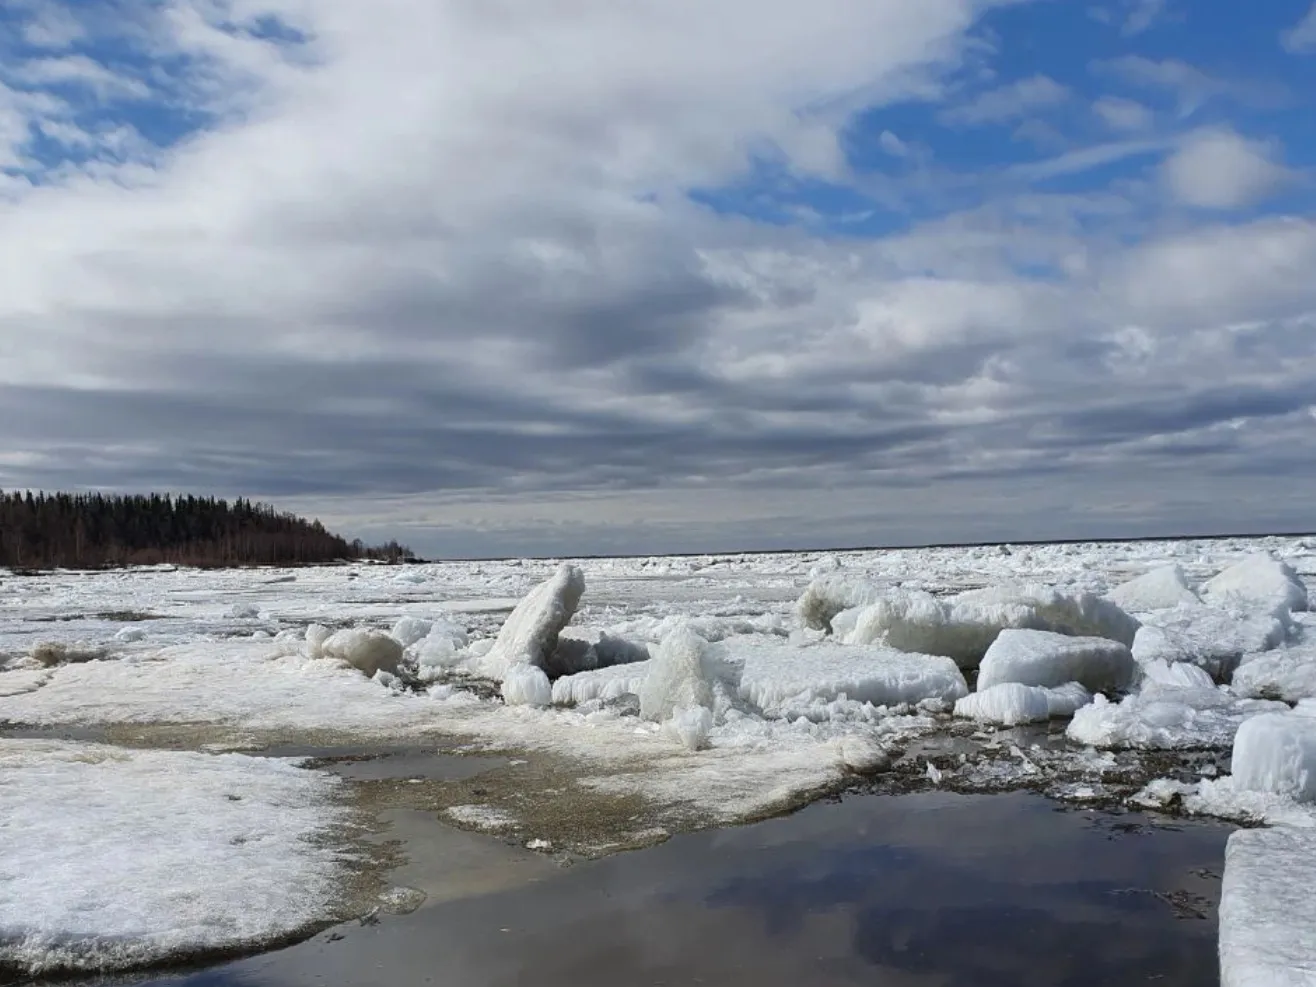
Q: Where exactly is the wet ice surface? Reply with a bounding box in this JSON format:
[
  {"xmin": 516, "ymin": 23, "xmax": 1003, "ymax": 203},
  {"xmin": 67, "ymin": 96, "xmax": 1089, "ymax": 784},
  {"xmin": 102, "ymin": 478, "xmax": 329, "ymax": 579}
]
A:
[
  {"xmin": 3, "ymin": 535, "xmax": 1316, "ymax": 981},
  {"xmin": 129, "ymin": 792, "xmax": 1229, "ymax": 987}
]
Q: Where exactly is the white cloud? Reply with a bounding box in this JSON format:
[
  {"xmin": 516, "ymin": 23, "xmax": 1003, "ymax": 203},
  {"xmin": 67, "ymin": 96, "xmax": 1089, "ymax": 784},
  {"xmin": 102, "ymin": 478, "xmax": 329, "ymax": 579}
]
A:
[
  {"xmin": 940, "ymin": 74, "xmax": 1070, "ymax": 126},
  {"xmin": 1162, "ymin": 128, "xmax": 1292, "ymax": 210},
  {"xmin": 0, "ymin": 1, "xmax": 1315, "ymax": 553},
  {"xmin": 1092, "ymin": 95, "xmax": 1154, "ymax": 132},
  {"xmin": 1092, "ymin": 56, "xmax": 1281, "ymax": 117},
  {"xmin": 1282, "ymin": 2, "xmax": 1316, "ymax": 53},
  {"xmin": 1121, "ymin": 0, "xmax": 1167, "ymax": 35}
]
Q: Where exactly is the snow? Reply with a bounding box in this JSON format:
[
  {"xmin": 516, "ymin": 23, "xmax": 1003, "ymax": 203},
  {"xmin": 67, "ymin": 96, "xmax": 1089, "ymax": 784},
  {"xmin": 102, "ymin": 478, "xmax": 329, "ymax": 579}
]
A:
[
  {"xmin": 1233, "ymin": 641, "xmax": 1316, "ymax": 702},
  {"xmin": 480, "ymin": 564, "xmax": 585, "ymax": 680},
  {"xmin": 977, "ymin": 629, "xmax": 1135, "ymax": 693},
  {"xmin": 953, "ymin": 681, "xmax": 1092, "ymax": 727},
  {"xmin": 1132, "ymin": 604, "xmax": 1290, "ymax": 680},
  {"xmin": 1105, "ymin": 564, "xmax": 1200, "ymax": 613},
  {"xmin": 318, "ymin": 628, "xmax": 403, "ymax": 677},
  {"xmin": 0, "ymin": 740, "xmax": 347, "ymax": 977},
  {"xmin": 1204, "ymin": 553, "xmax": 1309, "ymax": 614},
  {"xmin": 1231, "ymin": 711, "xmax": 1316, "ymax": 802},
  {"xmin": 501, "ymin": 663, "xmax": 553, "ymax": 708},
  {"xmin": 1220, "ymin": 826, "xmax": 1316, "ymax": 987},
  {"xmin": 733, "ymin": 638, "xmax": 969, "ymax": 717},
  {"xmin": 1066, "ymin": 683, "xmax": 1287, "ymax": 749}
]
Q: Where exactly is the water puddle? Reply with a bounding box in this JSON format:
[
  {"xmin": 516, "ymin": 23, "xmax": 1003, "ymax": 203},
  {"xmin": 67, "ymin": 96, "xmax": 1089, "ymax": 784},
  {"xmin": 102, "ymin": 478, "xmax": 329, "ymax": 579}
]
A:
[{"xmin": 130, "ymin": 790, "xmax": 1229, "ymax": 987}]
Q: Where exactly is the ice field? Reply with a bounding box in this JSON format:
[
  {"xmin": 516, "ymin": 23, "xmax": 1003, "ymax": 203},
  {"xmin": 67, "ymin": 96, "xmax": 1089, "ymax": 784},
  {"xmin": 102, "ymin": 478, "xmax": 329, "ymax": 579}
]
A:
[{"xmin": 4, "ymin": 534, "xmax": 1316, "ymax": 983}]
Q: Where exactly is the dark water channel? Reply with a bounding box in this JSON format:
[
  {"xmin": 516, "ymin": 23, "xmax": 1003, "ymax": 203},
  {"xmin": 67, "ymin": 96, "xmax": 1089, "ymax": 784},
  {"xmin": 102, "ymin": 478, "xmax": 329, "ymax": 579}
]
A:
[{"xmin": 130, "ymin": 790, "xmax": 1228, "ymax": 987}]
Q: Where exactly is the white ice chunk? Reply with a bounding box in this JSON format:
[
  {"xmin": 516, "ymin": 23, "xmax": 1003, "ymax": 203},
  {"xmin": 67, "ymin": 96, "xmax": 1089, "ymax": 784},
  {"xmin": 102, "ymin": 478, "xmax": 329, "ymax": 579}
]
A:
[
  {"xmin": 1139, "ymin": 658, "xmax": 1216, "ymax": 691},
  {"xmin": 977, "ymin": 629, "xmax": 1134, "ymax": 693},
  {"xmin": 638, "ymin": 627, "xmax": 738, "ymax": 724},
  {"xmin": 1231, "ymin": 712, "xmax": 1316, "ymax": 802},
  {"xmin": 1233, "ymin": 641, "xmax": 1316, "ymax": 702},
  {"xmin": 551, "ymin": 660, "xmax": 652, "ymax": 706},
  {"xmin": 500, "ymin": 663, "xmax": 552, "ymax": 707},
  {"xmin": 0, "ymin": 740, "xmax": 346, "ymax": 977},
  {"xmin": 795, "ymin": 575, "xmax": 886, "ymax": 631},
  {"xmin": 950, "ymin": 583, "xmax": 1141, "ymax": 647},
  {"xmin": 1066, "ymin": 683, "xmax": 1287, "ymax": 749},
  {"xmin": 1220, "ymin": 826, "xmax": 1316, "ymax": 987},
  {"xmin": 1204, "ymin": 553, "xmax": 1308, "ymax": 614},
  {"xmin": 664, "ymin": 705, "xmax": 714, "ymax": 751},
  {"xmin": 1105, "ymin": 565, "xmax": 1200, "ymax": 613},
  {"xmin": 480, "ymin": 564, "xmax": 585, "ymax": 680},
  {"xmin": 304, "ymin": 623, "xmax": 332, "ymax": 659},
  {"xmin": 838, "ymin": 590, "xmax": 1030, "ymax": 669},
  {"xmin": 1132, "ymin": 604, "xmax": 1289, "ymax": 680},
  {"xmin": 953, "ymin": 681, "xmax": 1092, "ymax": 727},
  {"xmin": 319, "ymin": 628, "xmax": 403, "ymax": 677},
  {"xmin": 389, "ymin": 617, "xmax": 433, "ymax": 648},
  {"xmin": 733, "ymin": 639, "xmax": 968, "ymax": 717}
]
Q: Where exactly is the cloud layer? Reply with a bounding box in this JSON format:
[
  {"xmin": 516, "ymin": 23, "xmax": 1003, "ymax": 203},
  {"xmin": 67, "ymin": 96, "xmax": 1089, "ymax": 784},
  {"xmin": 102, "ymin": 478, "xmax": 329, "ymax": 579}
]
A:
[{"xmin": 1, "ymin": 0, "xmax": 1314, "ymax": 556}]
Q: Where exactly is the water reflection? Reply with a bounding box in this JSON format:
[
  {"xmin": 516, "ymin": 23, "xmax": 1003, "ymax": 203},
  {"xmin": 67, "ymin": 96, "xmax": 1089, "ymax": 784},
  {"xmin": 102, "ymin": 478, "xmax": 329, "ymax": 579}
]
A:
[{"xmin": 130, "ymin": 792, "xmax": 1225, "ymax": 987}]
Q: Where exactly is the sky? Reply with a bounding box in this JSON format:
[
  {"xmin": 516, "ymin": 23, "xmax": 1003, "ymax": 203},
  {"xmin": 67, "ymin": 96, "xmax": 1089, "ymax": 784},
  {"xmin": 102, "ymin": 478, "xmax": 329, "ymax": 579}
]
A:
[{"xmin": 1, "ymin": 0, "xmax": 1315, "ymax": 558}]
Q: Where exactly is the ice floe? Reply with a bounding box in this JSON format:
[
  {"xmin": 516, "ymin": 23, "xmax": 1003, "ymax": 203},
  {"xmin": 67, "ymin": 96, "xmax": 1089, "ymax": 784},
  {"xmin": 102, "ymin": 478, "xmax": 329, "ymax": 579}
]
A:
[
  {"xmin": 1203, "ymin": 553, "xmax": 1308, "ymax": 614},
  {"xmin": 1132, "ymin": 604, "xmax": 1290, "ymax": 680},
  {"xmin": 953, "ymin": 681, "xmax": 1092, "ymax": 727},
  {"xmin": 1231, "ymin": 710, "xmax": 1316, "ymax": 802},
  {"xmin": 480, "ymin": 564, "xmax": 585, "ymax": 680},
  {"xmin": 1105, "ymin": 564, "xmax": 1200, "ymax": 613},
  {"xmin": 0, "ymin": 740, "xmax": 348, "ymax": 977},
  {"xmin": 1220, "ymin": 826, "xmax": 1316, "ymax": 987},
  {"xmin": 977, "ymin": 629, "xmax": 1134, "ymax": 693},
  {"xmin": 1066, "ymin": 683, "xmax": 1287, "ymax": 749}
]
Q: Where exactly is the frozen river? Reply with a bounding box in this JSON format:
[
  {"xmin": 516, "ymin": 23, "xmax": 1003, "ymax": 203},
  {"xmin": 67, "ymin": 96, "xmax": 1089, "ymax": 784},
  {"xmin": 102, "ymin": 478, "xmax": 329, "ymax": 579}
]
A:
[{"xmin": 3, "ymin": 535, "xmax": 1316, "ymax": 984}]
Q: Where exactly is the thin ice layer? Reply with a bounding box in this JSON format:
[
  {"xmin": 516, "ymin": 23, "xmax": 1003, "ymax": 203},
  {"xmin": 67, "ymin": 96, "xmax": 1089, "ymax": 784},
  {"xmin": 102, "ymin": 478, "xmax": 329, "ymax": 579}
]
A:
[
  {"xmin": 0, "ymin": 740, "xmax": 348, "ymax": 977},
  {"xmin": 977, "ymin": 629, "xmax": 1134, "ymax": 693},
  {"xmin": 1105, "ymin": 565, "xmax": 1200, "ymax": 613},
  {"xmin": 1220, "ymin": 827, "xmax": 1316, "ymax": 987},
  {"xmin": 953, "ymin": 681, "xmax": 1091, "ymax": 727},
  {"xmin": 1065, "ymin": 683, "xmax": 1287, "ymax": 749},
  {"xmin": 733, "ymin": 639, "xmax": 968, "ymax": 717}
]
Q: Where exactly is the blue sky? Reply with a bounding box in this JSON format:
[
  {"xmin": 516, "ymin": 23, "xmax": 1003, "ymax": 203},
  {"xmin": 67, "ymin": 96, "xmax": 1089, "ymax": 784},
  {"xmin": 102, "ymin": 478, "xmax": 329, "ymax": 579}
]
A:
[{"xmin": 0, "ymin": 0, "xmax": 1314, "ymax": 557}]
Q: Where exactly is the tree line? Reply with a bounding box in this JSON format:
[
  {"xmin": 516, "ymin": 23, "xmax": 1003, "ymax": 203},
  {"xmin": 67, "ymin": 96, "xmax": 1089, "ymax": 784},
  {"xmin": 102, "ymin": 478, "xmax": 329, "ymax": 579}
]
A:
[{"xmin": 0, "ymin": 491, "xmax": 414, "ymax": 569}]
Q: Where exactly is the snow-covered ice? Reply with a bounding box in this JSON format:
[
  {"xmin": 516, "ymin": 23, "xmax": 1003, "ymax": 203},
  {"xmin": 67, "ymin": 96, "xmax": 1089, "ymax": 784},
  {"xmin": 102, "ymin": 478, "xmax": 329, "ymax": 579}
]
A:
[
  {"xmin": 1105, "ymin": 564, "xmax": 1200, "ymax": 613},
  {"xmin": 1231, "ymin": 711, "xmax": 1316, "ymax": 802},
  {"xmin": 1066, "ymin": 683, "xmax": 1287, "ymax": 749},
  {"xmin": 1132, "ymin": 604, "xmax": 1290, "ymax": 680},
  {"xmin": 0, "ymin": 740, "xmax": 348, "ymax": 977},
  {"xmin": 977, "ymin": 629, "xmax": 1134, "ymax": 693},
  {"xmin": 1220, "ymin": 826, "xmax": 1316, "ymax": 987},
  {"xmin": 479, "ymin": 564, "xmax": 585, "ymax": 680},
  {"xmin": 1204, "ymin": 553, "xmax": 1308, "ymax": 614},
  {"xmin": 733, "ymin": 638, "xmax": 968, "ymax": 717},
  {"xmin": 1232, "ymin": 640, "xmax": 1316, "ymax": 702},
  {"xmin": 2, "ymin": 534, "xmax": 1315, "ymax": 977},
  {"xmin": 953, "ymin": 682, "xmax": 1092, "ymax": 727}
]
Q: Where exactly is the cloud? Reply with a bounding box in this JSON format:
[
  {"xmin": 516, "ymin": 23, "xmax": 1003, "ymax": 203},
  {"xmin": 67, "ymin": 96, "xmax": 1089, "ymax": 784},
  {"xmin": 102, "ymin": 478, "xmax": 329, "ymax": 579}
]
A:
[
  {"xmin": 1120, "ymin": 0, "xmax": 1167, "ymax": 35},
  {"xmin": 1161, "ymin": 128, "xmax": 1292, "ymax": 209},
  {"xmin": 0, "ymin": 1, "xmax": 1313, "ymax": 555},
  {"xmin": 1092, "ymin": 56, "xmax": 1284, "ymax": 116},
  {"xmin": 940, "ymin": 75, "xmax": 1070, "ymax": 126},
  {"xmin": 1092, "ymin": 95, "xmax": 1154, "ymax": 132},
  {"xmin": 1282, "ymin": 2, "xmax": 1316, "ymax": 53}
]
